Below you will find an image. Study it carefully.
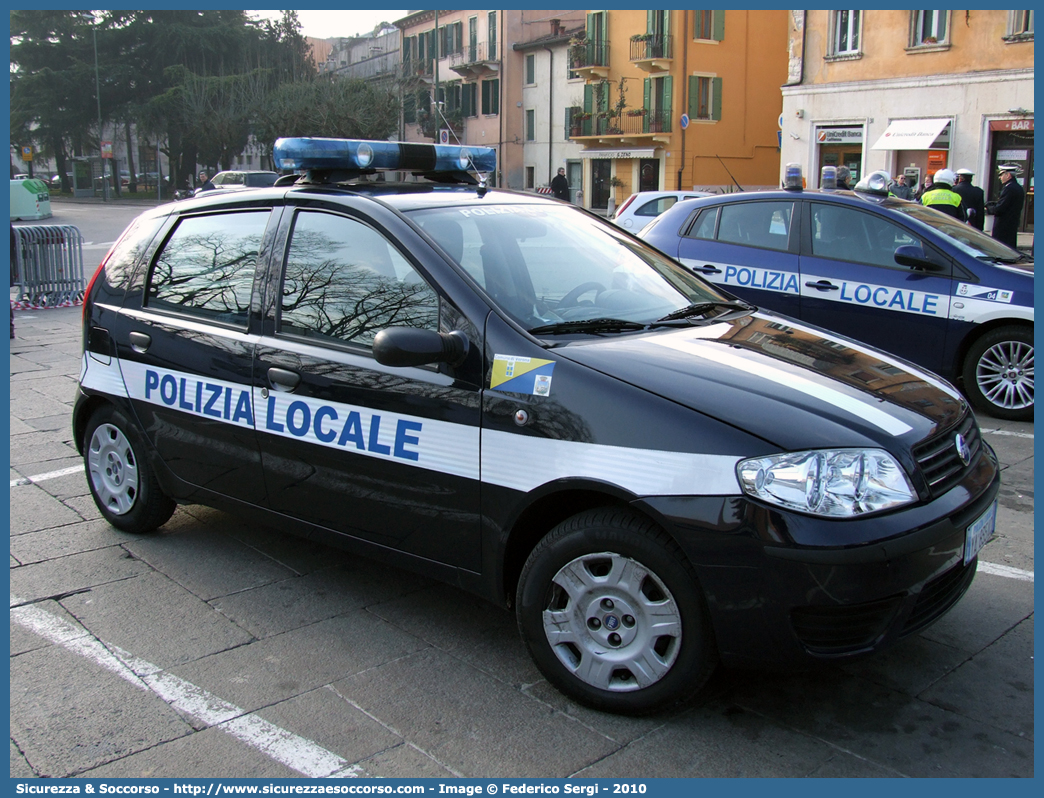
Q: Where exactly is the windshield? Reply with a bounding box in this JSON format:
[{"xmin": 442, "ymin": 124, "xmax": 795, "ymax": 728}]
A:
[
  {"xmin": 888, "ymin": 202, "xmax": 1031, "ymax": 262},
  {"xmin": 409, "ymin": 204, "xmax": 731, "ymax": 331}
]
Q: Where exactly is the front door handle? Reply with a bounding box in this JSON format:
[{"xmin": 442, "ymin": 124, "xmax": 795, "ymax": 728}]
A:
[
  {"xmin": 804, "ymin": 280, "xmax": 840, "ymax": 291},
  {"xmin": 267, "ymin": 367, "xmax": 301, "ymax": 392},
  {"xmin": 693, "ymin": 264, "xmax": 722, "ymax": 274},
  {"xmin": 128, "ymin": 331, "xmax": 152, "ymax": 353}
]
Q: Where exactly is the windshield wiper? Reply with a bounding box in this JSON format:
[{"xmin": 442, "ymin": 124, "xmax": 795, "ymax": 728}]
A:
[
  {"xmin": 655, "ymin": 299, "xmax": 755, "ymax": 323},
  {"xmin": 528, "ymin": 318, "xmax": 649, "ymax": 336}
]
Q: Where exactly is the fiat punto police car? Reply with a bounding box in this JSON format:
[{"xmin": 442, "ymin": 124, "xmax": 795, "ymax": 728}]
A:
[
  {"xmin": 639, "ymin": 167, "xmax": 1034, "ymax": 421},
  {"xmin": 75, "ymin": 140, "xmax": 999, "ymax": 715}
]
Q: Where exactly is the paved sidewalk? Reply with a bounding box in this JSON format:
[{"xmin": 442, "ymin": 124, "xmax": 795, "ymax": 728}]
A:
[{"xmin": 9, "ymin": 306, "xmax": 1035, "ymax": 779}]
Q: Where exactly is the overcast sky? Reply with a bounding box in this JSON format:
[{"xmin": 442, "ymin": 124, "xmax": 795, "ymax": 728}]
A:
[{"xmin": 247, "ymin": 10, "xmax": 409, "ymax": 40}]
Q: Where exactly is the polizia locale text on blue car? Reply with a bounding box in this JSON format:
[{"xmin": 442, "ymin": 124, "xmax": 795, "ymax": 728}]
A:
[{"xmin": 75, "ymin": 139, "xmax": 999, "ymax": 714}]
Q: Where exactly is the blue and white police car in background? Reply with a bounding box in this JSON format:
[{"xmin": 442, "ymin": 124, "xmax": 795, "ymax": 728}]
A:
[
  {"xmin": 75, "ymin": 140, "xmax": 999, "ymax": 715},
  {"xmin": 639, "ymin": 168, "xmax": 1034, "ymax": 421}
]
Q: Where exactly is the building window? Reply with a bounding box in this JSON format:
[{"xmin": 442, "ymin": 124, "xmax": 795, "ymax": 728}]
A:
[
  {"xmin": 694, "ymin": 10, "xmax": 724, "ymax": 41},
  {"xmin": 488, "ymin": 12, "xmax": 497, "ymax": 60},
  {"xmin": 911, "ymin": 10, "xmax": 948, "ymax": 45},
  {"xmin": 481, "ymin": 78, "xmax": 499, "ymax": 115},
  {"xmin": 525, "ymin": 109, "xmax": 535, "ymax": 141},
  {"xmin": 688, "ymin": 75, "xmax": 722, "ymax": 121},
  {"xmin": 831, "ymin": 10, "xmax": 861, "ymax": 55},
  {"xmin": 1007, "ymin": 10, "xmax": 1034, "ymax": 39},
  {"xmin": 525, "ymin": 54, "xmax": 535, "ymax": 85},
  {"xmin": 525, "ymin": 166, "xmax": 535, "ymax": 189},
  {"xmin": 461, "ymin": 83, "xmax": 477, "ymax": 117}
]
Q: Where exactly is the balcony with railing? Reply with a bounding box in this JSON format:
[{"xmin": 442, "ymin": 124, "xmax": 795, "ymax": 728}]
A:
[
  {"xmin": 567, "ymin": 108, "xmax": 672, "ymax": 142},
  {"xmin": 449, "ymin": 41, "xmax": 499, "ymax": 77},
  {"xmin": 629, "ymin": 34, "xmax": 673, "ymax": 73},
  {"xmin": 568, "ymin": 39, "xmax": 610, "ymax": 79}
]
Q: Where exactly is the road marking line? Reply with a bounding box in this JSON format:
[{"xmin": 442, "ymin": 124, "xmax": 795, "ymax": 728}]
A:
[
  {"xmin": 9, "ymin": 596, "xmax": 364, "ymax": 778},
  {"xmin": 978, "ymin": 561, "xmax": 1034, "ymax": 582},
  {"xmin": 980, "ymin": 428, "xmax": 1034, "ymax": 439},
  {"xmin": 11, "ymin": 465, "xmax": 84, "ymax": 488}
]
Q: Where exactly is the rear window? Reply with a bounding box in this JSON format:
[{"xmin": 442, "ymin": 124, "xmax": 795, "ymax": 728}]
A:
[{"xmin": 145, "ymin": 211, "xmax": 270, "ymax": 327}]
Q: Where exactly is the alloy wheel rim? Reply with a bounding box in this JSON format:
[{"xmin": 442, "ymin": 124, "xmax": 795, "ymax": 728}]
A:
[{"xmin": 976, "ymin": 340, "xmax": 1034, "ymax": 410}]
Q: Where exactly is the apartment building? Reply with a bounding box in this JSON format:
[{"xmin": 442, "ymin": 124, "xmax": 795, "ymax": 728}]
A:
[
  {"xmin": 781, "ymin": 10, "xmax": 1033, "ymax": 233},
  {"xmin": 566, "ymin": 10, "xmax": 789, "ymax": 212}
]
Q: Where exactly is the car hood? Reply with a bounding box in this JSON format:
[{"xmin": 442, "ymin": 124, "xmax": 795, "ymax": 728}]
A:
[{"xmin": 556, "ymin": 311, "xmax": 966, "ymax": 452}]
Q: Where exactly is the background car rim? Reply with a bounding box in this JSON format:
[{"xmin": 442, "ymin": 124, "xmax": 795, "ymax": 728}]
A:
[
  {"xmin": 541, "ymin": 552, "xmax": 682, "ymax": 692},
  {"xmin": 87, "ymin": 423, "xmax": 140, "ymax": 516},
  {"xmin": 976, "ymin": 340, "xmax": 1034, "ymax": 410}
]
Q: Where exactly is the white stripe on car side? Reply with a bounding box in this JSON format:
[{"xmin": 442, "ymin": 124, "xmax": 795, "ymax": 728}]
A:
[{"xmin": 101, "ymin": 357, "xmax": 743, "ymax": 497}]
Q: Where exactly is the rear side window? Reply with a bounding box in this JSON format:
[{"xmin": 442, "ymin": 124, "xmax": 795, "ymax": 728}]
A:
[
  {"xmin": 279, "ymin": 210, "xmax": 439, "ymax": 347},
  {"xmin": 687, "ymin": 208, "xmax": 719, "ymax": 240},
  {"xmin": 717, "ymin": 202, "xmax": 793, "ymax": 251},
  {"xmin": 146, "ymin": 211, "xmax": 270, "ymax": 327},
  {"xmin": 635, "ymin": 196, "xmax": 679, "ymax": 217}
]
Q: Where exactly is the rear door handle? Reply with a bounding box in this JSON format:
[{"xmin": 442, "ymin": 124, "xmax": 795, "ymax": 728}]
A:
[
  {"xmin": 693, "ymin": 265, "xmax": 722, "ymax": 274},
  {"xmin": 128, "ymin": 331, "xmax": 152, "ymax": 353},
  {"xmin": 804, "ymin": 280, "xmax": 840, "ymax": 291},
  {"xmin": 267, "ymin": 367, "xmax": 301, "ymax": 392}
]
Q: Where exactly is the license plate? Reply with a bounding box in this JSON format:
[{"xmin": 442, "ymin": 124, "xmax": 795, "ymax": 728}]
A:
[{"xmin": 964, "ymin": 500, "xmax": 997, "ymax": 565}]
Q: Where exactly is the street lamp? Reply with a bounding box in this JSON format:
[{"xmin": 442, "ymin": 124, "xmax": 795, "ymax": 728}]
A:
[{"xmin": 84, "ymin": 13, "xmax": 108, "ymax": 201}]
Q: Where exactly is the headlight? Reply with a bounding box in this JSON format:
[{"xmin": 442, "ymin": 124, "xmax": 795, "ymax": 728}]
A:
[{"xmin": 737, "ymin": 449, "xmax": 916, "ymax": 518}]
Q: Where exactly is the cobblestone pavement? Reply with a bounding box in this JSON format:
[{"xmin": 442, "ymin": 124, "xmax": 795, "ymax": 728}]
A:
[{"xmin": 9, "ymin": 305, "xmax": 1034, "ymax": 778}]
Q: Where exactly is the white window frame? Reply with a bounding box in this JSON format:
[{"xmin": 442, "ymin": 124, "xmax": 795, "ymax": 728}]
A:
[
  {"xmin": 831, "ymin": 10, "xmax": 862, "ymax": 55},
  {"xmin": 1007, "ymin": 10, "xmax": 1034, "ymax": 38},
  {"xmin": 912, "ymin": 10, "xmax": 949, "ymax": 46}
]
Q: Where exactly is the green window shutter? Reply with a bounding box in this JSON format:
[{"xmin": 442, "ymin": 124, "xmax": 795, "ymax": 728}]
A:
[
  {"xmin": 688, "ymin": 76, "xmax": 698, "ymax": 117},
  {"xmin": 712, "ymin": 10, "xmax": 725, "ymax": 42},
  {"xmin": 583, "ymin": 84, "xmax": 593, "ymax": 113},
  {"xmin": 644, "ymin": 78, "xmax": 651, "ymax": 112},
  {"xmin": 711, "ymin": 77, "xmax": 723, "ymax": 120},
  {"xmin": 664, "ymin": 10, "xmax": 671, "ymax": 38},
  {"xmin": 462, "ymin": 85, "xmax": 471, "ymax": 117},
  {"xmin": 587, "ymin": 12, "xmax": 595, "ymax": 38},
  {"xmin": 600, "ymin": 12, "xmax": 608, "ymax": 43},
  {"xmin": 482, "ymin": 80, "xmax": 490, "ymax": 114},
  {"xmin": 664, "ymin": 75, "xmax": 673, "ymax": 117},
  {"xmin": 647, "ymin": 10, "xmax": 655, "ymax": 33}
]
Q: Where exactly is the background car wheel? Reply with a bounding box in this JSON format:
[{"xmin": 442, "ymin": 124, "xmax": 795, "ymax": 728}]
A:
[
  {"xmin": 516, "ymin": 508, "xmax": 717, "ymax": 715},
  {"xmin": 84, "ymin": 404, "xmax": 176, "ymax": 533},
  {"xmin": 962, "ymin": 326, "xmax": 1033, "ymax": 421}
]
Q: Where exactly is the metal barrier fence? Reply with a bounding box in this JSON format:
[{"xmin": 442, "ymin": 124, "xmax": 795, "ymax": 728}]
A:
[{"xmin": 11, "ymin": 224, "xmax": 86, "ymax": 309}]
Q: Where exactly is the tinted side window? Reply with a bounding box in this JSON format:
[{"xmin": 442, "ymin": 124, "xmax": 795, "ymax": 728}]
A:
[
  {"xmin": 635, "ymin": 197, "xmax": 678, "ymax": 217},
  {"xmin": 279, "ymin": 210, "xmax": 439, "ymax": 347},
  {"xmin": 146, "ymin": 211, "xmax": 269, "ymax": 326},
  {"xmin": 811, "ymin": 203, "xmax": 920, "ymax": 268},
  {"xmin": 717, "ymin": 202, "xmax": 793, "ymax": 251}
]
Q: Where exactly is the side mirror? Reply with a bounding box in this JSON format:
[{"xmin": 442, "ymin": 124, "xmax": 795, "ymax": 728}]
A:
[
  {"xmin": 373, "ymin": 327, "xmax": 469, "ymax": 368},
  {"xmin": 894, "ymin": 244, "xmax": 942, "ymax": 271}
]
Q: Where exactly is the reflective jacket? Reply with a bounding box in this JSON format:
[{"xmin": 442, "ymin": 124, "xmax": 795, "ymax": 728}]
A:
[{"xmin": 921, "ymin": 187, "xmax": 966, "ymax": 221}]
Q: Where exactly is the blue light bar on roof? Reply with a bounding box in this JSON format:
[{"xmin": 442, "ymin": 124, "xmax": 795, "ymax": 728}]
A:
[{"xmin": 272, "ymin": 137, "xmax": 496, "ymax": 174}]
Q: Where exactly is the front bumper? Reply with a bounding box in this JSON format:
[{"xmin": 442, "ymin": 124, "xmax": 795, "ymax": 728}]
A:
[{"xmin": 637, "ymin": 443, "xmax": 999, "ymax": 669}]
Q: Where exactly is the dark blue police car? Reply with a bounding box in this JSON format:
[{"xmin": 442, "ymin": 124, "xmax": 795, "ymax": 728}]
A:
[
  {"xmin": 75, "ymin": 140, "xmax": 999, "ymax": 714},
  {"xmin": 639, "ymin": 169, "xmax": 1034, "ymax": 421}
]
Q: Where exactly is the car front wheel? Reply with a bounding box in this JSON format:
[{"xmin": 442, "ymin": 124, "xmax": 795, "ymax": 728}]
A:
[
  {"xmin": 962, "ymin": 325, "xmax": 1033, "ymax": 421},
  {"xmin": 84, "ymin": 404, "xmax": 176, "ymax": 533},
  {"xmin": 516, "ymin": 508, "xmax": 717, "ymax": 715}
]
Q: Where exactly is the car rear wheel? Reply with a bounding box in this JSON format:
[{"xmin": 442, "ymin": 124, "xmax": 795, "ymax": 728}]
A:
[
  {"xmin": 84, "ymin": 405, "xmax": 176, "ymax": 533},
  {"xmin": 516, "ymin": 508, "xmax": 717, "ymax": 715},
  {"xmin": 962, "ymin": 326, "xmax": 1033, "ymax": 421}
]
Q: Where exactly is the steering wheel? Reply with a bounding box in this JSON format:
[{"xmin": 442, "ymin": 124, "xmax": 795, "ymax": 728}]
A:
[{"xmin": 557, "ymin": 282, "xmax": 607, "ymax": 309}]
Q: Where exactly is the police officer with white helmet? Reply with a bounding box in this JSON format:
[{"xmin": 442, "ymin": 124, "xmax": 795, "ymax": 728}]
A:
[{"xmin": 920, "ymin": 168, "xmax": 966, "ymax": 221}]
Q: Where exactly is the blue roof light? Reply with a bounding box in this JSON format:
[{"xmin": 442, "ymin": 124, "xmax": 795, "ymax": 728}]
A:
[{"xmin": 273, "ymin": 137, "xmax": 496, "ymax": 175}]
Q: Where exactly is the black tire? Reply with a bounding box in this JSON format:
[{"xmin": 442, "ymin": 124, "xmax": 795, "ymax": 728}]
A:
[
  {"xmin": 516, "ymin": 508, "xmax": 718, "ymax": 715},
  {"xmin": 83, "ymin": 404, "xmax": 176, "ymax": 533},
  {"xmin": 962, "ymin": 325, "xmax": 1033, "ymax": 421}
]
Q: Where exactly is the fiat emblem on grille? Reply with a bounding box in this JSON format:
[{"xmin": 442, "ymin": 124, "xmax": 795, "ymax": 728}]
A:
[{"xmin": 955, "ymin": 433, "xmax": 971, "ymax": 466}]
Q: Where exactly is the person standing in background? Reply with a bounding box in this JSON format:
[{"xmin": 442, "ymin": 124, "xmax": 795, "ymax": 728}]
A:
[
  {"xmin": 550, "ymin": 167, "xmax": 570, "ymax": 202},
  {"xmin": 890, "ymin": 174, "xmax": 912, "ymax": 200},
  {"xmin": 987, "ymin": 164, "xmax": 1025, "ymax": 249},
  {"xmin": 953, "ymin": 168, "xmax": 985, "ymax": 230}
]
